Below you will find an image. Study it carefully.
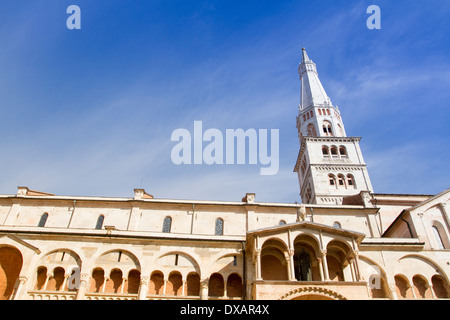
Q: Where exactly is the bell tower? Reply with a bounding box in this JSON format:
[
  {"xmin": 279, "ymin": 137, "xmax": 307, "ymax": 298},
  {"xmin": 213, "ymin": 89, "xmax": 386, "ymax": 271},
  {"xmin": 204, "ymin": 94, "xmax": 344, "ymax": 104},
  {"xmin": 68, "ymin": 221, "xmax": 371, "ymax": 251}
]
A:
[{"xmin": 294, "ymin": 48, "xmax": 373, "ymax": 205}]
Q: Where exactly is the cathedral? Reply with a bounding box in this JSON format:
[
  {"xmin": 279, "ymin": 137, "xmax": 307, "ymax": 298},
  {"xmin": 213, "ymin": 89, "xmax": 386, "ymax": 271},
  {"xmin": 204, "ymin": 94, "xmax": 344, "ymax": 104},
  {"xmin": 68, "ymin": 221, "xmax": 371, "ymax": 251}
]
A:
[{"xmin": 0, "ymin": 49, "xmax": 449, "ymax": 301}]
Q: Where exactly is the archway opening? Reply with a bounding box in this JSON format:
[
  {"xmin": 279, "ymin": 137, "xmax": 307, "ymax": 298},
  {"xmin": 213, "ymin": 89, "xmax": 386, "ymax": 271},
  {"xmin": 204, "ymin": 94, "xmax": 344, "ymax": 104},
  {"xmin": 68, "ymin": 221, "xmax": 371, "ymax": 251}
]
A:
[{"xmin": 0, "ymin": 246, "xmax": 23, "ymax": 300}]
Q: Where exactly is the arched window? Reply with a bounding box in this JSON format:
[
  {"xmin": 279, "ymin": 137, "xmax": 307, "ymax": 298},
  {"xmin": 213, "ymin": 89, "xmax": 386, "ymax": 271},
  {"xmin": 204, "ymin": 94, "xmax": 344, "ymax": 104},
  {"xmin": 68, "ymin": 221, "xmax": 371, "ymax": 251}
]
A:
[
  {"xmin": 227, "ymin": 273, "xmax": 243, "ymax": 298},
  {"xmin": 215, "ymin": 218, "xmax": 224, "ymax": 235},
  {"xmin": 333, "ymin": 222, "xmax": 342, "ymax": 229},
  {"xmin": 162, "ymin": 216, "xmax": 172, "ymax": 233},
  {"xmin": 208, "ymin": 273, "xmax": 224, "ymax": 297},
  {"xmin": 330, "ymin": 146, "xmax": 338, "ymax": 157},
  {"xmin": 35, "ymin": 266, "xmax": 48, "ymax": 290},
  {"xmin": 95, "ymin": 215, "xmax": 105, "ymax": 230},
  {"xmin": 339, "ymin": 146, "xmax": 347, "ymax": 157},
  {"xmin": 431, "ymin": 226, "xmax": 445, "ymax": 249},
  {"xmin": 279, "ymin": 220, "xmax": 287, "ymax": 226},
  {"xmin": 307, "ymin": 124, "xmax": 317, "ymax": 137},
  {"xmin": 431, "ymin": 275, "xmax": 449, "ymax": 298},
  {"xmin": 328, "ymin": 174, "xmax": 337, "ymax": 187},
  {"xmin": 89, "ymin": 268, "xmax": 105, "ymax": 293},
  {"xmin": 295, "ymin": 249, "xmax": 312, "ymax": 281},
  {"xmin": 347, "ymin": 174, "xmax": 356, "ymax": 189},
  {"xmin": 126, "ymin": 270, "xmax": 141, "ymax": 294},
  {"xmin": 322, "ymin": 146, "xmax": 330, "ymax": 157},
  {"xmin": 337, "ymin": 174, "xmax": 346, "ymax": 188},
  {"xmin": 38, "ymin": 213, "xmax": 48, "ymax": 227}
]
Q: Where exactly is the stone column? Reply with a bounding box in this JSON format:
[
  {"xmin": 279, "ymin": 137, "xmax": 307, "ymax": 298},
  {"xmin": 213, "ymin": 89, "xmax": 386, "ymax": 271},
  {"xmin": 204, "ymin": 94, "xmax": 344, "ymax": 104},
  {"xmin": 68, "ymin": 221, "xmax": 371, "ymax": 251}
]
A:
[
  {"xmin": 162, "ymin": 279, "xmax": 168, "ymax": 295},
  {"xmin": 44, "ymin": 273, "xmax": 51, "ymax": 291},
  {"xmin": 321, "ymin": 250, "xmax": 330, "ymax": 281},
  {"xmin": 101, "ymin": 277, "xmax": 108, "ymax": 293},
  {"xmin": 120, "ymin": 277, "xmax": 127, "ymax": 294},
  {"xmin": 349, "ymin": 259, "xmax": 356, "ymax": 282},
  {"xmin": 255, "ymin": 249, "xmax": 262, "ymax": 280},
  {"xmin": 12, "ymin": 276, "xmax": 28, "ymax": 300},
  {"xmin": 288, "ymin": 249, "xmax": 296, "ymax": 281},
  {"xmin": 200, "ymin": 279, "xmax": 209, "ymax": 300},
  {"xmin": 317, "ymin": 258, "xmax": 324, "ymax": 281},
  {"xmin": 409, "ymin": 278, "xmax": 417, "ymax": 298},
  {"xmin": 388, "ymin": 282, "xmax": 398, "ymax": 300},
  {"xmin": 62, "ymin": 275, "xmax": 69, "ymax": 292},
  {"xmin": 138, "ymin": 276, "xmax": 149, "ymax": 300},
  {"xmin": 353, "ymin": 250, "xmax": 361, "ymax": 281},
  {"xmin": 426, "ymin": 281, "xmax": 436, "ymax": 299},
  {"xmin": 75, "ymin": 273, "xmax": 90, "ymax": 300}
]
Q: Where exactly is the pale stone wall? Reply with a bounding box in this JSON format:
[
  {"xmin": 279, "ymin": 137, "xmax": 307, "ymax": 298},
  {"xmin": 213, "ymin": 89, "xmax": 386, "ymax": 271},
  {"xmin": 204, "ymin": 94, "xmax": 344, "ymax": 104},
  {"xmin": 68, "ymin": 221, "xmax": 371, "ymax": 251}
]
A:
[{"xmin": 0, "ymin": 187, "xmax": 449, "ymax": 300}]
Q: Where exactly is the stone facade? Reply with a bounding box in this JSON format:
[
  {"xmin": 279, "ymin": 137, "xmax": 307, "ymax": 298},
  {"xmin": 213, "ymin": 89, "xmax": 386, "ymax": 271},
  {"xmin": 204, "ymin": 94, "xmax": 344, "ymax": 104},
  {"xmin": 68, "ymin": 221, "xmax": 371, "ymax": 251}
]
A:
[{"xmin": 0, "ymin": 187, "xmax": 449, "ymax": 300}]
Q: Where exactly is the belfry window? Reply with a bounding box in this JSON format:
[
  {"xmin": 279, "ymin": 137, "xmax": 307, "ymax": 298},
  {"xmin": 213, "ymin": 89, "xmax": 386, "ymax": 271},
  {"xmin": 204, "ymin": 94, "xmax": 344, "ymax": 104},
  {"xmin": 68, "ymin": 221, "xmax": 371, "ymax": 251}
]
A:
[
  {"xmin": 330, "ymin": 146, "xmax": 338, "ymax": 157},
  {"xmin": 338, "ymin": 174, "xmax": 346, "ymax": 187},
  {"xmin": 328, "ymin": 174, "xmax": 336, "ymax": 186},
  {"xmin": 339, "ymin": 146, "xmax": 347, "ymax": 157},
  {"xmin": 322, "ymin": 122, "xmax": 333, "ymax": 136},
  {"xmin": 347, "ymin": 174, "xmax": 356, "ymax": 188}
]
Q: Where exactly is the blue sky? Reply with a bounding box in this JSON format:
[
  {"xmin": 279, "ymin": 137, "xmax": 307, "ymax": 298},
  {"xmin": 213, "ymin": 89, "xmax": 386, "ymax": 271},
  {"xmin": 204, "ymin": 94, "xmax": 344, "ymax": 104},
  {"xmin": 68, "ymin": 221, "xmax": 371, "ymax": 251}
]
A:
[{"xmin": 0, "ymin": 0, "xmax": 449, "ymax": 203}]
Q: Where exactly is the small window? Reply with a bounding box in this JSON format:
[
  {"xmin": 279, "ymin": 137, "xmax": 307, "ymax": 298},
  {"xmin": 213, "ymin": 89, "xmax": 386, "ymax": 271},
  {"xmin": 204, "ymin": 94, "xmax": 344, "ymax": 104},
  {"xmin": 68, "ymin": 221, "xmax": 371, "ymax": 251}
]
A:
[
  {"xmin": 339, "ymin": 146, "xmax": 347, "ymax": 157},
  {"xmin": 331, "ymin": 146, "xmax": 338, "ymax": 157},
  {"xmin": 347, "ymin": 174, "xmax": 356, "ymax": 188},
  {"xmin": 162, "ymin": 216, "xmax": 172, "ymax": 233},
  {"xmin": 323, "ymin": 121, "xmax": 333, "ymax": 136},
  {"xmin": 322, "ymin": 146, "xmax": 329, "ymax": 156},
  {"xmin": 333, "ymin": 222, "xmax": 342, "ymax": 229},
  {"xmin": 328, "ymin": 174, "xmax": 336, "ymax": 186},
  {"xmin": 279, "ymin": 220, "xmax": 287, "ymax": 226},
  {"xmin": 233, "ymin": 256, "xmax": 237, "ymax": 266},
  {"xmin": 38, "ymin": 213, "xmax": 48, "ymax": 227},
  {"xmin": 432, "ymin": 226, "xmax": 445, "ymax": 250},
  {"xmin": 338, "ymin": 174, "xmax": 346, "ymax": 187},
  {"xmin": 215, "ymin": 218, "xmax": 224, "ymax": 236},
  {"xmin": 95, "ymin": 215, "xmax": 105, "ymax": 230}
]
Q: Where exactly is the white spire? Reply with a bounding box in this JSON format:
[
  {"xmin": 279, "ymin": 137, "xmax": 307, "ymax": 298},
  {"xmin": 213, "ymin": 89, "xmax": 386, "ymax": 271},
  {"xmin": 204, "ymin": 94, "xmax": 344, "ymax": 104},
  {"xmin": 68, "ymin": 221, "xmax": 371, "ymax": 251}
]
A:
[
  {"xmin": 301, "ymin": 47, "xmax": 310, "ymax": 62},
  {"xmin": 298, "ymin": 48, "xmax": 332, "ymax": 110}
]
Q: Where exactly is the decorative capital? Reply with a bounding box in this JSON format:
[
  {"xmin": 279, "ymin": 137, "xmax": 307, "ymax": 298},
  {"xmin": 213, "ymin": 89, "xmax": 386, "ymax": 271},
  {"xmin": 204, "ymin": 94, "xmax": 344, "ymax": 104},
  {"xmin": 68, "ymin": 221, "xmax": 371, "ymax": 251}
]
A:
[
  {"xmin": 200, "ymin": 279, "xmax": 209, "ymax": 289},
  {"xmin": 80, "ymin": 273, "xmax": 90, "ymax": 282},
  {"xmin": 140, "ymin": 276, "xmax": 149, "ymax": 286},
  {"xmin": 18, "ymin": 276, "xmax": 28, "ymax": 284}
]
